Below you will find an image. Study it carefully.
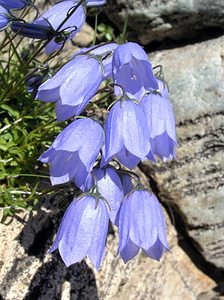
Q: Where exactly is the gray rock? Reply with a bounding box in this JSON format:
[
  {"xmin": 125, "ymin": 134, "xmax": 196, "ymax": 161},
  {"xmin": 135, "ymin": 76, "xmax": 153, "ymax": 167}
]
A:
[
  {"xmin": 0, "ymin": 182, "xmax": 216, "ymax": 300},
  {"xmin": 150, "ymin": 36, "xmax": 224, "ymax": 124},
  {"xmin": 105, "ymin": 0, "xmax": 224, "ymax": 44},
  {"xmin": 141, "ymin": 36, "xmax": 224, "ymax": 270}
]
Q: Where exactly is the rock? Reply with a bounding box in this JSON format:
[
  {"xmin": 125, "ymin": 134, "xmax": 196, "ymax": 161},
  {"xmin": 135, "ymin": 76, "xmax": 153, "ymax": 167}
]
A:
[
  {"xmin": 72, "ymin": 23, "xmax": 95, "ymax": 47},
  {"xmin": 0, "ymin": 190, "xmax": 217, "ymax": 300},
  {"xmin": 150, "ymin": 36, "xmax": 224, "ymax": 124},
  {"xmin": 104, "ymin": 0, "xmax": 224, "ymax": 44},
  {"xmin": 141, "ymin": 36, "xmax": 224, "ymax": 271}
]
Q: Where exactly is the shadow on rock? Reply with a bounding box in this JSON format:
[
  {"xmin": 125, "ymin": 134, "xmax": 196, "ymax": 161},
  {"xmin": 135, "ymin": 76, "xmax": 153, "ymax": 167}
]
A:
[
  {"xmin": 23, "ymin": 257, "xmax": 99, "ymax": 300},
  {"xmin": 2, "ymin": 192, "xmax": 99, "ymax": 300}
]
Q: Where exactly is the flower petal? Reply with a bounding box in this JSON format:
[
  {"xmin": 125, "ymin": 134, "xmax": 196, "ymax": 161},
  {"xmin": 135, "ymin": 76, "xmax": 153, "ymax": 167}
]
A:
[
  {"xmin": 58, "ymin": 196, "xmax": 98, "ymax": 267},
  {"xmin": 127, "ymin": 191, "xmax": 158, "ymax": 250},
  {"xmin": 60, "ymin": 56, "xmax": 102, "ymax": 109},
  {"xmin": 120, "ymin": 239, "xmax": 140, "ymax": 263},
  {"xmin": 143, "ymin": 238, "xmax": 165, "ymax": 261},
  {"xmin": 121, "ymin": 100, "xmax": 151, "ymax": 159},
  {"xmin": 93, "ymin": 166, "xmax": 124, "ymax": 223},
  {"xmin": 116, "ymin": 147, "xmax": 141, "ymax": 169},
  {"xmin": 88, "ymin": 199, "xmax": 109, "ymax": 269},
  {"xmin": 104, "ymin": 101, "xmax": 124, "ymax": 162}
]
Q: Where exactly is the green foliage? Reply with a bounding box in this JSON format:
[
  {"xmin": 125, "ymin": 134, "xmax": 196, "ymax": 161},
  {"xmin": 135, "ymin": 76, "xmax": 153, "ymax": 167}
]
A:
[
  {"xmin": 97, "ymin": 23, "xmax": 115, "ymax": 41},
  {"xmin": 0, "ymin": 32, "xmax": 64, "ymax": 219}
]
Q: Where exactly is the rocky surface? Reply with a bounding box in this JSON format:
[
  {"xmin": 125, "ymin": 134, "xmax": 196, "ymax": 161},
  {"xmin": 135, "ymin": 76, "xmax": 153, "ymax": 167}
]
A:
[
  {"xmin": 0, "ymin": 176, "xmax": 217, "ymax": 300},
  {"xmin": 140, "ymin": 36, "xmax": 224, "ymax": 277},
  {"xmin": 0, "ymin": 1, "xmax": 224, "ymax": 299},
  {"xmin": 105, "ymin": 0, "xmax": 224, "ymax": 45}
]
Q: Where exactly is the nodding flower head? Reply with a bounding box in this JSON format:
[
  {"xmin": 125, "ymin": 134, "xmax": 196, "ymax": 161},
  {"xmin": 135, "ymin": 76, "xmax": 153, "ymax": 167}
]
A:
[
  {"xmin": 103, "ymin": 99, "xmax": 152, "ymax": 169},
  {"xmin": 87, "ymin": 166, "xmax": 124, "ymax": 224},
  {"xmin": 118, "ymin": 189, "xmax": 169, "ymax": 263},
  {"xmin": 39, "ymin": 118, "xmax": 104, "ymax": 190},
  {"xmin": 112, "ymin": 42, "xmax": 159, "ymax": 100},
  {"xmin": 50, "ymin": 194, "xmax": 109, "ymax": 269},
  {"xmin": 142, "ymin": 79, "xmax": 177, "ymax": 161},
  {"xmin": 36, "ymin": 55, "xmax": 103, "ymax": 122},
  {"xmin": 11, "ymin": 22, "xmax": 54, "ymax": 40},
  {"xmin": 34, "ymin": 0, "xmax": 85, "ymax": 54}
]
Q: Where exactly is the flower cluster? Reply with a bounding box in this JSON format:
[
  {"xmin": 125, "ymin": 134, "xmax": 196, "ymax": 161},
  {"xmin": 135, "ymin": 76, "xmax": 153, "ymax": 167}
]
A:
[
  {"xmin": 37, "ymin": 42, "xmax": 176, "ymax": 268},
  {"xmin": 0, "ymin": 0, "xmax": 177, "ymax": 269}
]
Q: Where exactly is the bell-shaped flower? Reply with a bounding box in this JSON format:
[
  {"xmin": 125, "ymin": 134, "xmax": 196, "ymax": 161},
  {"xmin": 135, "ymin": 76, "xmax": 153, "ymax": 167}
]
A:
[
  {"xmin": 36, "ymin": 55, "xmax": 103, "ymax": 121},
  {"xmin": 74, "ymin": 43, "xmax": 118, "ymax": 80},
  {"xmin": 0, "ymin": 0, "xmax": 28, "ymax": 10},
  {"xmin": 39, "ymin": 118, "xmax": 104, "ymax": 190},
  {"xmin": 118, "ymin": 189, "xmax": 169, "ymax": 263},
  {"xmin": 142, "ymin": 80, "xmax": 177, "ymax": 161},
  {"xmin": 34, "ymin": 0, "xmax": 85, "ymax": 54},
  {"xmin": 25, "ymin": 74, "xmax": 43, "ymax": 94},
  {"xmin": 103, "ymin": 99, "xmax": 151, "ymax": 169},
  {"xmin": 112, "ymin": 42, "xmax": 158, "ymax": 100},
  {"xmin": 11, "ymin": 22, "xmax": 54, "ymax": 40},
  {"xmin": 0, "ymin": 5, "xmax": 10, "ymax": 30},
  {"xmin": 88, "ymin": 166, "xmax": 124, "ymax": 224},
  {"xmin": 50, "ymin": 195, "xmax": 109, "ymax": 269}
]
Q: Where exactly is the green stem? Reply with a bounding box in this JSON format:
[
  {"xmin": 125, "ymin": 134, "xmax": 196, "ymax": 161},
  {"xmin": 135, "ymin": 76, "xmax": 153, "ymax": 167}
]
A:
[
  {"xmin": 92, "ymin": 13, "xmax": 98, "ymax": 45},
  {"xmin": 1, "ymin": 0, "xmax": 86, "ymax": 101},
  {"xmin": 2, "ymin": 173, "xmax": 49, "ymax": 179}
]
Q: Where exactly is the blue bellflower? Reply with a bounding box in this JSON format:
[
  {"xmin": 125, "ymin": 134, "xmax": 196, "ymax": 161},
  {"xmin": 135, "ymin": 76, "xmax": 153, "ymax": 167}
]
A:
[
  {"xmin": 25, "ymin": 74, "xmax": 43, "ymax": 94},
  {"xmin": 36, "ymin": 55, "xmax": 103, "ymax": 121},
  {"xmin": 118, "ymin": 190, "xmax": 169, "ymax": 263},
  {"xmin": 103, "ymin": 99, "xmax": 151, "ymax": 169},
  {"xmin": 0, "ymin": 0, "xmax": 28, "ymax": 10},
  {"xmin": 74, "ymin": 43, "xmax": 118, "ymax": 80},
  {"xmin": 112, "ymin": 42, "xmax": 159, "ymax": 100},
  {"xmin": 11, "ymin": 22, "xmax": 54, "ymax": 39},
  {"xmin": 39, "ymin": 118, "xmax": 104, "ymax": 190},
  {"xmin": 34, "ymin": 0, "xmax": 85, "ymax": 54},
  {"xmin": 90, "ymin": 166, "xmax": 124, "ymax": 224},
  {"xmin": 50, "ymin": 195, "xmax": 109, "ymax": 269},
  {"xmin": 142, "ymin": 80, "xmax": 177, "ymax": 160},
  {"xmin": 0, "ymin": 5, "xmax": 10, "ymax": 30}
]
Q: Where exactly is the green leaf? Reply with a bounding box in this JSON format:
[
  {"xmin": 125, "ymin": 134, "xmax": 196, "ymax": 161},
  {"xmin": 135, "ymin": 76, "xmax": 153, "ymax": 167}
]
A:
[{"xmin": 1, "ymin": 104, "xmax": 20, "ymax": 118}]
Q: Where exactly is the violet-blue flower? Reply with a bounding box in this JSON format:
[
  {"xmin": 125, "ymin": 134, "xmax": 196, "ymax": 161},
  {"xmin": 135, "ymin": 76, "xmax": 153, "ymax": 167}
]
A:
[
  {"xmin": 0, "ymin": 5, "xmax": 10, "ymax": 30},
  {"xmin": 11, "ymin": 22, "xmax": 54, "ymax": 40},
  {"xmin": 0, "ymin": 0, "xmax": 28, "ymax": 10},
  {"xmin": 39, "ymin": 118, "xmax": 104, "ymax": 190},
  {"xmin": 118, "ymin": 189, "xmax": 169, "ymax": 263},
  {"xmin": 36, "ymin": 55, "xmax": 103, "ymax": 121},
  {"xmin": 25, "ymin": 74, "xmax": 43, "ymax": 94},
  {"xmin": 34, "ymin": 0, "xmax": 85, "ymax": 54},
  {"xmin": 74, "ymin": 43, "xmax": 118, "ymax": 80},
  {"xmin": 112, "ymin": 42, "xmax": 159, "ymax": 100},
  {"xmin": 103, "ymin": 99, "xmax": 151, "ymax": 169},
  {"xmin": 90, "ymin": 166, "xmax": 124, "ymax": 224},
  {"xmin": 142, "ymin": 80, "xmax": 177, "ymax": 161},
  {"xmin": 50, "ymin": 195, "xmax": 109, "ymax": 269}
]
